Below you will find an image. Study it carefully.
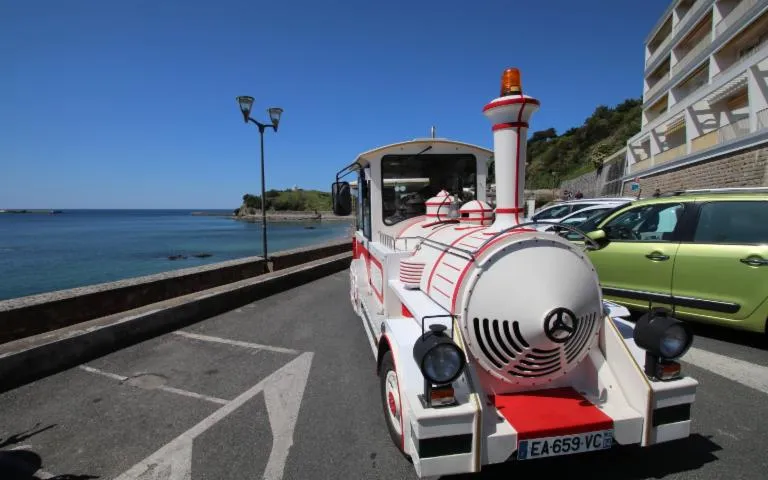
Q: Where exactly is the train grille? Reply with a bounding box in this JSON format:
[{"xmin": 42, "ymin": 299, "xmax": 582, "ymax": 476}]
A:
[{"xmin": 471, "ymin": 313, "xmax": 598, "ymax": 379}]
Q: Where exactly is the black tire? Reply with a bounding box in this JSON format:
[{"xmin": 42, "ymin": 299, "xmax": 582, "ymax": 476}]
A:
[{"xmin": 379, "ymin": 351, "xmax": 408, "ymax": 457}]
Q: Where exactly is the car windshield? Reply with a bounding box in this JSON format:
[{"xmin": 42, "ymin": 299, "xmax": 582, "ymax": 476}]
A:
[
  {"xmin": 579, "ymin": 206, "xmax": 623, "ymax": 232},
  {"xmin": 533, "ymin": 204, "xmax": 571, "ymax": 220},
  {"xmin": 562, "ymin": 207, "xmax": 614, "ymax": 227},
  {"xmin": 381, "ymin": 153, "xmax": 477, "ymax": 225}
]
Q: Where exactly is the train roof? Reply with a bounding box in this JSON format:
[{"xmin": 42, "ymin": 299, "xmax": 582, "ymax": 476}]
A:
[{"xmin": 352, "ymin": 138, "xmax": 493, "ymax": 168}]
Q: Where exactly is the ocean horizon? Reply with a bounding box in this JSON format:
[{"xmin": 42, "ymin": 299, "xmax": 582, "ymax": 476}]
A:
[{"xmin": 0, "ymin": 209, "xmax": 351, "ymax": 301}]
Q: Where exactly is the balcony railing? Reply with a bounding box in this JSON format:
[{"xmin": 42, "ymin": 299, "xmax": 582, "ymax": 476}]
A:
[
  {"xmin": 671, "ymin": 35, "xmax": 712, "ymax": 76},
  {"xmin": 720, "ymin": 117, "xmax": 751, "ymax": 141},
  {"xmin": 691, "ymin": 130, "xmax": 718, "ymax": 152},
  {"xmin": 645, "ymin": 72, "xmax": 671, "ymax": 100},
  {"xmin": 715, "ymin": 0, "xmax": 759, "ymax": 37},
  {"xmin": 655, "ymin": 144, "xmax": 688, "ymax": 164},
  {"xmin": 690, "ymin": 117, "xmax": 751, "ymax": 153},
  {"xmin": 629, "ymin": 157, "xmax": 653, "ymax": 174},
  {"xmin": 758, "ymin": 107, "xmax": 768, "ymax": 129}
]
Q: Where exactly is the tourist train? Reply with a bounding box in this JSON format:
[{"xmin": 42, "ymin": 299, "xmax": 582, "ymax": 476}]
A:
[{"xmin": 331, "ymin": 67, "xmax": 698, "ymax": 478}]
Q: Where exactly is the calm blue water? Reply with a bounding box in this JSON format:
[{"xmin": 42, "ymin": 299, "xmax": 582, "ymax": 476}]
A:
[{"xmin": 0, "ymin": 210, "xmax": 352, "ymax": 301}]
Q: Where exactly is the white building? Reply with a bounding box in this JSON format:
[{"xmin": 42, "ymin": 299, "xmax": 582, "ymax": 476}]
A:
[{"xmin": 624, "ymin": 0, "xmax": 768, "ymax": 188}]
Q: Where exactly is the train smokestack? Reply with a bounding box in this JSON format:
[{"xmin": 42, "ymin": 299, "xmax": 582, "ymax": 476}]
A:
[{"xmin": 482, "ymin": 68, "xmax": 540, "ymax": 229}]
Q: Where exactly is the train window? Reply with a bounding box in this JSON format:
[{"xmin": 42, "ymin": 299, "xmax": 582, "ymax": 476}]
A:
[{"xmin": 381, "ymin": 154, "xmax": 477, "ymax": 225}]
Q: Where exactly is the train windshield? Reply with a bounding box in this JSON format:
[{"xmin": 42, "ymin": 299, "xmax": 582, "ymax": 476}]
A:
[{"xmin": 381, "ymin": 153, "xmax": 477, "ymax": 225}]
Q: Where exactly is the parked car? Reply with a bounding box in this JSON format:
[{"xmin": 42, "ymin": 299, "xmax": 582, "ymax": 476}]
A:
[
  {"xmin": 526, "ymin": 197, "xmax": 637, "ymax": 224},
  {"xmin": 536, "ymin": 201, "xmax": 633, "ymax": 232},
  {"xmin": 580, "ymin": 188, "xmax": 768, "ymax": 335}
]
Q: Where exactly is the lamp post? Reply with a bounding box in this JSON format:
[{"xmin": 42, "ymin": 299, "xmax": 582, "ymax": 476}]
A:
[{"xmin": 236, "ymin": 96, "xmax": 283, "ymax": 266}]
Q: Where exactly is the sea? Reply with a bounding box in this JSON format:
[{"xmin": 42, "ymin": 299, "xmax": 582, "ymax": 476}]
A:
[{"xmin": 0, "ymin": 209, "xmax": 352, "ymax": 301}]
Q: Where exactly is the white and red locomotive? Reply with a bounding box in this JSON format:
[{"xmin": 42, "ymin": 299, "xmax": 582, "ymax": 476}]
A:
[{"xmin": 331, "ymin": 68, "xmax": 698, "ymax": 478}]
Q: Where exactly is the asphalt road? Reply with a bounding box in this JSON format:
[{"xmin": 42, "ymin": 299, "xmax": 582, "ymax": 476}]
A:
[{"xmin": 1, "ymin": 270, "xmax": 767, "ymax": 480}]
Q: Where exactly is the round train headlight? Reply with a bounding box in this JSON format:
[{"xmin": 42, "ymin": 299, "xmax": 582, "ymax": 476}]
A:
[
  {"xmin": 633, "ymin": 308, "xmax": 693, "ymax": 359},
  {"xmin": 413, "ymin": 324, "xmax": 466, "ymax": 384}
]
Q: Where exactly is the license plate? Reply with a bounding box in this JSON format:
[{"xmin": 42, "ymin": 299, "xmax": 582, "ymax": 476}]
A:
[{"xmin": 517, "ymin": 430, "xmax": 613, "ymax": 460}]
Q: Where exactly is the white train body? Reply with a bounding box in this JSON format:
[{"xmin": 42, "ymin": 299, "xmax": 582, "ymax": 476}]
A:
[{"xmin": 334, "ymin": 69, "xmax": 698, "ymax": 478}]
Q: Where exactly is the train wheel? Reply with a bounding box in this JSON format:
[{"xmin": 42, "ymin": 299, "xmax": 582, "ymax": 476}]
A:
[{"xmin": 379, "ymin": 351, "xmax": 405, "ymax": 454}]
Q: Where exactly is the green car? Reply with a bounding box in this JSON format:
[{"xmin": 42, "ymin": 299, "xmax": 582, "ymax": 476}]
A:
[{"xmin": 575, "ymin": 188, "xmax": 768, "ymax": 335}]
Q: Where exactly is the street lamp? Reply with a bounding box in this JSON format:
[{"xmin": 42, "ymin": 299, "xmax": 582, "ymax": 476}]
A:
[{"xmin": 236, "ymin": 95, "xmax": 283, "ymax": 267}]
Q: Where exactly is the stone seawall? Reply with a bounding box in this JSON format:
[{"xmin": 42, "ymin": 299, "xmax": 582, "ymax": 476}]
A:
[{"xmin": 0, "ymin": 238, "xmax": 351, "ymax": 344}]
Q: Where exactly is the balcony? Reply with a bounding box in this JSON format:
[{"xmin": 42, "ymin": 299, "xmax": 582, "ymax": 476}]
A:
[
  {"xmin": 633, "ymin": 44, "xmax": 768, "ymax": 140},
  {"xmin": 691, "ymin": 117, "xmax": 751, "ymax": 153},
  {"xmin": 715, "ymin": 0, "xmax": 759, "ymax": 37},
  {"xmin": 674, "ymin": 0, "xmax": 712, "ymax": 37},
  {"xmin": 647, "ymin": 36, "xmax": 674, "ymax": 68},
  {"xmin": 645, "ymin": 72, "xmax": 671, "ymax": 100},
  {"xmin": 646, "ymin": 14, "xmax": 675, "ymax": 67},
  {"xmin": 671, "ymin": 34, "xmax": 713, "ymax": 77}
]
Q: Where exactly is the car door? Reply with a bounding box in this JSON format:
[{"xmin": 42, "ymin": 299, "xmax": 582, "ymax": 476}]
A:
[
  {"xmin": 671, "ymin": 199, "xmax": 768, "ymax": 330},
  {"xmin": 587, "ymin": 201, "xmax": 688, "ymax": 310}
]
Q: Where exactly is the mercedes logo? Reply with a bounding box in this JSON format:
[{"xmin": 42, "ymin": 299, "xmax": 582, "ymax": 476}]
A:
[{"xmin": 544, "ymin": 308, "xmax": 579, "ymax": 343}]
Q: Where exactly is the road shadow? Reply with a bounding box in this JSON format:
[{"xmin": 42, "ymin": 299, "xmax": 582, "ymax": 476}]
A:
[
  {"xmin": 0, "ymin": 449, "xmax": 98, "ymax": 480},
  {"xmin": 1, "ymin": 425, "xmax": 97, "ymax": 480},
  {"xmin": 0, "ymin": 424, "xmax": 57, "ymax": 449},
  {"xmin": 444, "ymin": 434, "xmax": 722, "ymax": 479}
]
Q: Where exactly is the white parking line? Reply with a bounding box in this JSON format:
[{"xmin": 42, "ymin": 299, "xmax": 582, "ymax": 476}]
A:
[
  {"xmin": 682, "ymin": 347, "xmax": 768, "ymax": 395},
  {"xmin": 173, "ymin": 330, "xmax": 301, "ymax": 355},
  {"xmin": 113, "ymin": 351, "xmax": 314, "ymax": 480},
  {"xmin": 156, "ymin": 385, "xmax": 229, "ymax": 405},
  {"xmin": 78, "ymin": 365, "xmax": 229, "ymax": 405},
  {"xmin": 79, "ymin": 364, "xmax": 128, "ymax": 381}
]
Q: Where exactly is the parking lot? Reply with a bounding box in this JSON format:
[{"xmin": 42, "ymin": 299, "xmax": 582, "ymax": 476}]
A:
[{"xmin": 1, "ymin": 270, "xmax": 768, "ymax": 479}]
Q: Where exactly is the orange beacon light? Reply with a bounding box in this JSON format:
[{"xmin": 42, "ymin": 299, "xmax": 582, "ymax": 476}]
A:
[{"xmin": 501, "ymin": 68, "xmax": 522, "ymax": 96}]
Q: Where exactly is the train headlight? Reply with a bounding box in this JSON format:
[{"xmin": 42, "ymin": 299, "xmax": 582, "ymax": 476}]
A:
[
  {"xmin": 413, "ymin": 324, "xmax": 466, "ymax": 385},
  {"xmin": 633, "ymin": 308, "xmax": 693, "ymax": 381}
]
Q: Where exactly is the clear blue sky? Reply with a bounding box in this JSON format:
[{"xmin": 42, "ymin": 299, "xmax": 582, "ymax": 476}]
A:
[{"xmin": 0, "ymin": 0, "xmax": 670, "ymax": 209}]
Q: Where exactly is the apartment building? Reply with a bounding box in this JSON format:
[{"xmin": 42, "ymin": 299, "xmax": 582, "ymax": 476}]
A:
[{"xmin": 622, "ymin": 0, "xmax": 768, "ymax": 194}]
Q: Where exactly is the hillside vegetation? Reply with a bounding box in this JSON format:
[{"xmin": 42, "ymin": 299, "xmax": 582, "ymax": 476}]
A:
[
  {"xmin": 239, "ymin": 189, "xmax": 332, "ymax": 212},
  {"xmin": 490, "ymin": 98, "xmax": 643, "ymax": 189}
]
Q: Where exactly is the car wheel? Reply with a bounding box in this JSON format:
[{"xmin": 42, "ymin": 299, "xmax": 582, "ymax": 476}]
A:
[{"xmin": 379, "ymin": 351, "xmax": 407, "ymax": 456}]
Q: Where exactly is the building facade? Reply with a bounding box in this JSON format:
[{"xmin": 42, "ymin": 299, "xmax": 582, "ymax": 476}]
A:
[{"xmin": 623, "ymin": 0, "xmax": 768, "ymax": 194}]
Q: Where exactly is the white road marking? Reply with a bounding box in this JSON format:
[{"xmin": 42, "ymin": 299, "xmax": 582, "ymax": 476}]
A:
[
  {"xmin": 78, "ymin": 365, "xmax": 229, "ymax": 405},
  {"xmin": 681, "ymin": 347, "xmax": 768, "ymax": 395},
  {"xmin": 8, "ymin": 444, "xmax": 33, "ymax": 451},
  {"xmin": 113, "ymin": 352, "xmax": 314, "ymax": 480},
  {"xmin": 263, "ymin": 349, "xmax": 313, "ymax": 480},
  {"xmin": 173, "ymin": 330, "xmax": 301, "ymax": 355},
  {"xmin": 155, "ymin": 385, "xmax": 229, "ymax": 405},
  {"xmin": 79, "ymin": 365, "xmax": 128, "ymax": 381}
]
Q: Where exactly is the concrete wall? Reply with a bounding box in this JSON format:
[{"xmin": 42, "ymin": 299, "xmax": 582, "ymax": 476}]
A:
[
  {"xmin": 621, "ymin": 143, "xmax": 768, "ymax": 195},
  {"xmin": 559, "ymin": 149, "xmax": 629, "ymax": 198},
  {"xmin": 0, "ymin": 238, "xmax": 351, "ymax": 344}
]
